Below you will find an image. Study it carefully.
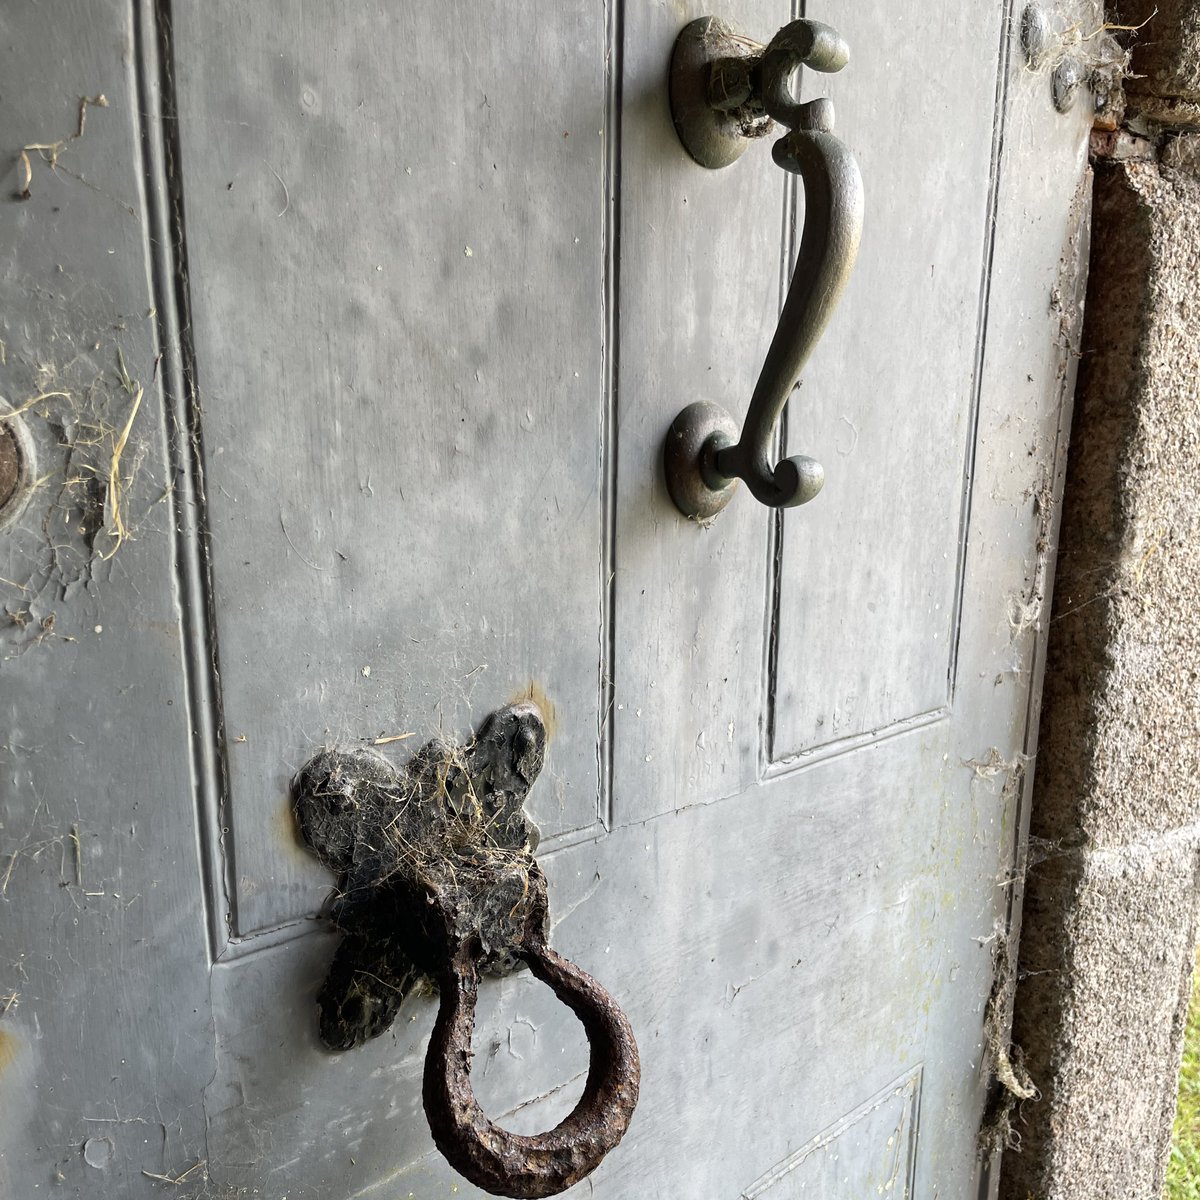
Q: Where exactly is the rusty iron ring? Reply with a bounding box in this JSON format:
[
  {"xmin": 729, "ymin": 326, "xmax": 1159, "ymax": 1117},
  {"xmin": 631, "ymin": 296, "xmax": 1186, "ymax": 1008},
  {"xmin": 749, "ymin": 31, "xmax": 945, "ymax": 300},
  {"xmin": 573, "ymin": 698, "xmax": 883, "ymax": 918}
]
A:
[
  {"xmin": 294, "ymin": 704, "xmax": 640, "ymax": 1196},
  {"xmin": 423, "ymin": 934, "xmax": 641, "ymax": 1198}
]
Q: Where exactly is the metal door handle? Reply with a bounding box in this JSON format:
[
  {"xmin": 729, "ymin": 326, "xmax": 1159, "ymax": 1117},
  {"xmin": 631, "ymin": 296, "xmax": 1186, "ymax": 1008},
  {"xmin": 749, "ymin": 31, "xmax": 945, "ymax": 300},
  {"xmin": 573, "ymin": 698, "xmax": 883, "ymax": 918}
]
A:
[
  {"xmin": 426, "ymin": 931, "xmax": 640, "ymax": 1199},
  {"xmin": 293, "ymin": 703, "xmax": 639, "ymax": 1198},
  {"xmin": 663, "ymin": 17, "xmax": 864, "ymax": 521}
]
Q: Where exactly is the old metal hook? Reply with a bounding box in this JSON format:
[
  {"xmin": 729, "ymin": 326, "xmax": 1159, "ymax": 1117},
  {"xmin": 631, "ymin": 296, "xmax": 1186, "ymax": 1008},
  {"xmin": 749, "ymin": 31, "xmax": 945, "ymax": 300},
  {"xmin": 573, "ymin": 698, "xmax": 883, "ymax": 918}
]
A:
[
  {"xmin": 293, "ymin": 703, "xmax": 639, "ymax": 1198},
  {"xmin": 663, "ymin": 16, "xmax": 864, "ymax": 521}
]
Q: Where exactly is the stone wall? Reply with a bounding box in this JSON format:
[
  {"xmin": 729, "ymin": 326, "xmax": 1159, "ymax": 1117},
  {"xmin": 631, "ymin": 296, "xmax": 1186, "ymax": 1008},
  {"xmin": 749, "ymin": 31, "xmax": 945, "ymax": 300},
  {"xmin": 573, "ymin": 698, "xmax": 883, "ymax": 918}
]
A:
[
  {"xmin": 999, "ymin": 23, "xmax": 1200, "ymax": 1195},
  {"xmin": 1116, "ymin": 0, "xmax": 1200, "ymax": 124}
]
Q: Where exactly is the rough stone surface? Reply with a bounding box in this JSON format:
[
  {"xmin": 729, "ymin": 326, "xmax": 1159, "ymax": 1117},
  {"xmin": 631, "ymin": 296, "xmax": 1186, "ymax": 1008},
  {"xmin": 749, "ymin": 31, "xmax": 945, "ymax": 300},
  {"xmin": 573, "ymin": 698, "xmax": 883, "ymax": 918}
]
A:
[
  {"xmin": 1000, "ymin": 154, "xmax": 1200, "ymax": 1199},
  {"xmin": 1163, "ymin": 129, "xmax": 1200, "ymax": 170},
  {"xmin": 1115, "ymin": 0, "xmax": 1200, "ymax": 121}
]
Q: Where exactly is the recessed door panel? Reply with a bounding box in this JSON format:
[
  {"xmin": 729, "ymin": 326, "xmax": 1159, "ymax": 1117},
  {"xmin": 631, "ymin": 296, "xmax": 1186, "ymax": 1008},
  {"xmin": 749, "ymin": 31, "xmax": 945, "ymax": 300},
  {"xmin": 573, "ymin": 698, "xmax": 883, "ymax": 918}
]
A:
[
  {"xmin": 770, "ymin": 1, "xmax": 1005, "ymax": 766},
  {"xmin": 170, "ymin": 2, "xmax": 613, "ymax": 935}
]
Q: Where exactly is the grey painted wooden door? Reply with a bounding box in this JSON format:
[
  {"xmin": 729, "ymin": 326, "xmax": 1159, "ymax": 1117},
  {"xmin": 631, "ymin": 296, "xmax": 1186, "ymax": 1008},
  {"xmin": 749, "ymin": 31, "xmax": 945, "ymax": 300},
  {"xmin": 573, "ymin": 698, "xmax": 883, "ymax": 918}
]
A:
[{"xmin": 0, "ymin": 2, "xmax": 1092, "ymax": 1196}]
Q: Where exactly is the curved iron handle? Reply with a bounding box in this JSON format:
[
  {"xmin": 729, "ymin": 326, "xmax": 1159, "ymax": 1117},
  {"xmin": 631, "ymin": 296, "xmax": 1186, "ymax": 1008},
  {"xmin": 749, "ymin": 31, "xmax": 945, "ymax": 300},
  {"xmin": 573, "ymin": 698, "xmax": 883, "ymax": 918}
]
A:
[
  {"xmin": 664, "ymin": 17, "xmax": 864, "ymax": 521},
  {"xmin": 425, "ymin": 935, "xmax": 641, "ymax": 1199}
]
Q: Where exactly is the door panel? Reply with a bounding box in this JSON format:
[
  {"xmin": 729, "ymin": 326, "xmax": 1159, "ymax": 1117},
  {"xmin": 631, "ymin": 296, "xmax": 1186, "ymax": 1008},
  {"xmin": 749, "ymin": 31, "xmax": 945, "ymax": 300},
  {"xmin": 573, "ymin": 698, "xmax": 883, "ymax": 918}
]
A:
[
  {"xmin": 739, "ymin": 1068, "xmax": 922, "ymax": 1199},
  {"xmin": 611, "ymin": 0, "xmax": 786, "ymax": 823},
  {"xmin": 203, "ymin": 737, "xmax": 955, "ymax": 1197},
  {"xmin": 0, "ymin": 1, "xmax": 1092, "ymax": 1197},
  {"xmin": 170, "ymin": 1, "xmax": 613, "ymax": 935},
  {"xmin": 772, "ymin": 2, "xmax": 1006, "ymax": 764}
]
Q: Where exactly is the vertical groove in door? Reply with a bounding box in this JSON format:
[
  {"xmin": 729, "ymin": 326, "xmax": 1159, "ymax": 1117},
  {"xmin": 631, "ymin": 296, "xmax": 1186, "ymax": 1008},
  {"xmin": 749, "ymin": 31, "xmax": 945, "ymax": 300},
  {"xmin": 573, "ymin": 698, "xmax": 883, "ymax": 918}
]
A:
[
  {"xmin": 763, "ymin": 0, "xmax": 806, "ymax": 769},
  {"xmin": 762, "ymin": 174, "xmax": 799, "ymax": 769},
  {"xmin": 946, "ymin": 0, "xmax": 1018, "ymax": 708},
  {"xmin": 132, "ymin": 0, "xmax": 235, "ymax": 961},
  {"xmin": 599, "ymin": 0, "xmax": 625, "ymax": 831}
]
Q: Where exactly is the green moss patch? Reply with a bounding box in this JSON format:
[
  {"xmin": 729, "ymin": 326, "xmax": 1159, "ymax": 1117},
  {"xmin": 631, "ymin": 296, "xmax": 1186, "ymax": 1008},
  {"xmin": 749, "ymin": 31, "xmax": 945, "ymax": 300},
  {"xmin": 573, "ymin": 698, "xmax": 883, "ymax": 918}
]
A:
[{"xmin": 1167, "ymin": 949, "xmax": 1200, "ymax": 1199}]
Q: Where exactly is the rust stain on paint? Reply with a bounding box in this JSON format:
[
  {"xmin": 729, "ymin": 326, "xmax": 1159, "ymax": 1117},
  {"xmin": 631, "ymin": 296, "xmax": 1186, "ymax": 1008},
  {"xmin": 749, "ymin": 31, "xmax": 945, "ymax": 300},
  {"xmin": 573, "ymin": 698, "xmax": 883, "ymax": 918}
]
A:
[
  {"xmin": 276, "ymin": 790, "xmax": 311, "ymax": 862},
  {"xmin": 0, "ymin": 1029, "xmax": 19, "ymax": 1074},
  {"xmin": 510, "ymin": 681, "xmax": 558, "ymax": 742}
]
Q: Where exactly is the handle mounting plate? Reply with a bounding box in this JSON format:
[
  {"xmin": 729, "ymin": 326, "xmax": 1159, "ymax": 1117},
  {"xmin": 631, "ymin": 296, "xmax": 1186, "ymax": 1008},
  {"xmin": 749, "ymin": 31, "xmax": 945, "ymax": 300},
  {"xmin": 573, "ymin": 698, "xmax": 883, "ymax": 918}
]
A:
[{"xmin": 669, "ymin": 16, "xmax": 773, "ymax": 170}]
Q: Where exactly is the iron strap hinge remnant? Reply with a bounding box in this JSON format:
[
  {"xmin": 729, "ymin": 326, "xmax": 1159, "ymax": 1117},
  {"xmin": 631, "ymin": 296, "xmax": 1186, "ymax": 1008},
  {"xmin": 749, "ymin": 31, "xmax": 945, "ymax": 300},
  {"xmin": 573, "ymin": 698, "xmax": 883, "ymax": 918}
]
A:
[
  {"xmin": 293, "ymin": 703, "xmax": 639, "ymax": 1199},
  {"xmin": 663, "ymin": 16, "xmax": 864, "ymax": 522}
]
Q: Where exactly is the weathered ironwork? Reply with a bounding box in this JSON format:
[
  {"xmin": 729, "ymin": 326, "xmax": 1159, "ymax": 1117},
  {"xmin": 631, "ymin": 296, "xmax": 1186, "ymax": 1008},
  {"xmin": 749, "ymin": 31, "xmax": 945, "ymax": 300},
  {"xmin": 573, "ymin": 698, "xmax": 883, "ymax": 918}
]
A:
[
  {"xmin": 0, "ymin": 411, "xmax": 33, "ymax": 530},
  {"xmin": 293, "ymin": 703, "xmax": 639, "ymax": 1198}
]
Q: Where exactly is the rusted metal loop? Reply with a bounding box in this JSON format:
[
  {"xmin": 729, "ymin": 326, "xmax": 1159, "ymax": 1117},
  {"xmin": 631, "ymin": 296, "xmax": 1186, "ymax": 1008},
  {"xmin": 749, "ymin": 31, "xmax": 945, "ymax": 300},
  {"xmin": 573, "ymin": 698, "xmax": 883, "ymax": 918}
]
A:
[
  {"xmin": 294, "ymin": 703, "xmax": 640, "ymax": 1196},
  {"xmin": 424, "ymin": 936, "xmax": 641, "ymax": 1199},
  {"xmin": 663, "ymin": 15, "xmax": 863, "ymax": 521}
]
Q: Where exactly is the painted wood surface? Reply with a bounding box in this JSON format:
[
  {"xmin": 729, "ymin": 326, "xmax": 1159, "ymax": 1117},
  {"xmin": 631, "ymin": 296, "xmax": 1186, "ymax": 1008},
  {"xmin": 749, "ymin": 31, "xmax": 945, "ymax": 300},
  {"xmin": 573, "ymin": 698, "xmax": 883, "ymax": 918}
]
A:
[
  {"xmin": 771, "ymin": 0, "xmax": 1006, "ymax": 765},
  {"xmin": 0, "ymin": 1, "xmax": 1094, "ymax": 1196},
  {"xmin": 0, "ymin": 0, "xmax": 214, "ymax": 1190},
  {"xmin": 610, "ymin": 0, "xmax": 784, "ymax": 823},
  {"xmin": 170, "ymin": 0, "xmax": 614, "ymax": 936}
]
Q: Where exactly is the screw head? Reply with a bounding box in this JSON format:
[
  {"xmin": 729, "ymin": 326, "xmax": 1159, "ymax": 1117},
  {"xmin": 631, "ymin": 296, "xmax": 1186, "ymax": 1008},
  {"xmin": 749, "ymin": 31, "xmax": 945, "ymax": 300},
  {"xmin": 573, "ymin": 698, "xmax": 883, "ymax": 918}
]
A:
[
  {"xmin": 1052, "ymin": 55, "xmax": 1084, "ymax": 113},
  {"xmin": 1021, "ymin": 4, "xmax": 1053, "ymax": 70}
]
